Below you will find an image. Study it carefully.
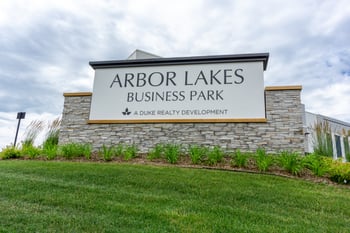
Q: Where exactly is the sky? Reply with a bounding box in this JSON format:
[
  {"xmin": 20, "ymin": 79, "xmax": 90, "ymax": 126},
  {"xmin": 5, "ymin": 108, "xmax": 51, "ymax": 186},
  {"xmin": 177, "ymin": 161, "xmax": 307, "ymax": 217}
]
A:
[{"xmin": 0, "ymin": 0, "xmax": 349, "ymax": 148}]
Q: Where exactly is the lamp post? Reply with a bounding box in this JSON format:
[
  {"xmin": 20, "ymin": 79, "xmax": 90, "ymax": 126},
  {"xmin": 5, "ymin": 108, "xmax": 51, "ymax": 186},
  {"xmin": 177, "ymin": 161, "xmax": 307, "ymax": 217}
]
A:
[{"xmin": 14, "ymin": 112, "xmax": 26, "ymax": 147}]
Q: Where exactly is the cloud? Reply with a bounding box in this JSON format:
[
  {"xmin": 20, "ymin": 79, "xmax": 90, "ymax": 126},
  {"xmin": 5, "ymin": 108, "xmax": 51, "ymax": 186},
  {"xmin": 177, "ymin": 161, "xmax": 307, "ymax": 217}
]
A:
[
  {"xmin": 0, "ymin": 0, "xmax": 349, "ymax": 147},
  {"xmin": 303, "ymin": 73, "xmax": 350, "ymax": 121}
]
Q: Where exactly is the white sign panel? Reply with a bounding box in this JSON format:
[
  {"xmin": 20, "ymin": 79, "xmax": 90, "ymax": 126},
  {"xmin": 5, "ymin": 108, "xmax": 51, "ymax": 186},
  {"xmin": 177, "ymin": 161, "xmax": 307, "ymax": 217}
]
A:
[{"xmin": 89, "ymin": 61, "xmax": 266, "ymax": 122}]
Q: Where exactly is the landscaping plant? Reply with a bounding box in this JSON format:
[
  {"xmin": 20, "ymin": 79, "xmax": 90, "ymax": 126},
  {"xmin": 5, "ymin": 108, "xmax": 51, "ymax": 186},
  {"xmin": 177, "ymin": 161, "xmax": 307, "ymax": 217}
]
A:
[
  {"xmin": 82, "ymin": 144, "xmax": 92, "ymax": 159},
  {"xmin": 4, "ymin": 138, "xmax": 350, "ymax": 187},
  {"xmin": 303, "ymin": 153, "xmax": 330, "ymax": 177},
  {"xmin": 0, "ymin": 146, "xmax": 22, "ymax": 159},
  {"xmin": 43, "ymin": 144, "xmax": 58, "ymax": 160},
  {"xmin": 123, "ymin": 144, "xmax": 139, "ymax": 161},
  {"xmin": 147, "ymin": 143, "xmax": 164, "ymax": 160},
  {"xmin": 328, "ymin": 160, "xmax": 350, "ymax": 184},
  {"xmin": 207, "ymin": 145, "xmax": 224, "ymax": 165},
  {"xmin": 343, "ymin": 134, "xmax": 350, "ymax": 162},
  {"xmin": 313, "ymin": 122, "xmax": 333, "ymax": 157},
  {"xmin": 43, "ymin": 118, "xmax": 61, "ymax": 149},
  {"xmin": 59, "ymin": 143, "xmax": 81, "ymax": 159},
  {"xmin": 114, "ymin": 143, "xmax": 124, "ymax": 157},
  {"xmin": 278, "ymin": 151, "xmax": 305, "ymax": 176},
  {"xmin": 99, "ymin": 144, "xmax": 114, "ymax": 161},
  {"xmin": 164, "ymin": 143, "xmax": 181, "ymax": 164},
  {"xmin": 59, "ymin": 143, "xmax": 92, "ymax": 159},
  {"xmin": 255, "ymin": 148, "xmax": 274, "ymax": 172},
  {"xmin": 22, "ymin": 120, "xmax": 44, "ymax": 148},
  {"xmin": 21, "ymin": 144, "xmax": 41, "ymax": 159},
  {"xmin": 188, "ymin": 144, "xmax": 208, "ymax": 164},
  {"xmin": 231, "ymin": 149, "xmax": 250, "ymax": 168}
]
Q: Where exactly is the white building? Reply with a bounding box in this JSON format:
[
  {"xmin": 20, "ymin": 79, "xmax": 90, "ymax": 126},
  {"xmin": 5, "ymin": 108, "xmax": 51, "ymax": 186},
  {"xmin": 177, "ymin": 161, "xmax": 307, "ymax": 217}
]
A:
[{"xmin": 304, "ymin": 110, "xmax": 350, "ymax": 161}]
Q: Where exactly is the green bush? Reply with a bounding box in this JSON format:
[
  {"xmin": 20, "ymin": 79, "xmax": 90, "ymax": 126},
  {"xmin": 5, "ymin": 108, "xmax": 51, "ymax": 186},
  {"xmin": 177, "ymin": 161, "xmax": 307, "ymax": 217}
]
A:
[
  {"xmin": 328, "ymin": 160, "xmax": 350, "ymax": 184},
  {"xmin": 303, "ymin": 153, "xmax": 330, "ymax": 177},
  {"xmin": 255, "ymin": 148, "xmax": 274, "ymax": 172},
  {"xmin": 99, "ymin": 145, "xmax": 114, "ymax": 161},
  {"xmin": 21, "ymin": 144, "xmax": 42, "ymax": 159},
  {"xmin": 147, "ymin": 144, "xmax": 164, "ymax": 160},
  {"xmin": 0, "ymin": 146, "xmax": 22, "ymax": 159},
  {"xmin": 82, "ymin": 144, "xmax": 92, "ymax": 159},
  {"xmin": 43, "ymin": 144, "xmax": 58, "ymax": 160},
  {"xmin": 188, "ymin": 144, "xmax": 208, "ymax": 164},
  {"xmin": 278, "ymin": 151, "xmax": 305, "ymax": 176},
  {"xmin": 59, "ymin": 143, "xmax": 92, "ymax": 159},
  {"xmin": 59, "ymin": 143, "xmax": 79, "ymax": 159},
  {"xmin": 123, "ymin": 145, "xmax": 139, "ymax": 161},
  {"xmin": 43, "ymin": 136, "xmax": 59, "ymax": 150},
  {"xmin": 164, "ymin": 144, "xmax": 181, "ymax": 164},
  {"xmin": 231, "ymin": 149, "xmax": 250, "ymax": 168},
  {"xmin": 207, "ymin": 146, "xmax": 224, "ymax": 166}
]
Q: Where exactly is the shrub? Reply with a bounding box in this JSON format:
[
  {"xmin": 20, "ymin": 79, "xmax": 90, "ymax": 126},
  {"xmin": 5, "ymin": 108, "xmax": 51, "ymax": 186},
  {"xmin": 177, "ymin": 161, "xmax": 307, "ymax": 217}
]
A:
[
  {"xmin": 147, "ymin": 144, "xmax": 164, "ymax": 160},
  {"xmin": 43, "ymin": 144, "xmax": 58, "ymax": 160},
  {"xmin": 59, "ymin": 143, "xmax": 79, "ymax": 159},
  {"xmin": 0, "ymin": 146, "xmax": 22, "ymax": 159},
  {"xmin": 82, "ymin": 144, "xmax": 92, "ymax": 159},
  {"xmin": 303, "ymin": 153, "xmax": 330, "ymax": 177},
  {"xmin": 328, "ymin": 160, "xmax": 350, "ymax": 184},
  {"xmin": 123, "ymin": 144, "xmax": 138, "ymax": 161},
  {"xmin": 164, "ymin": 144, "xmax": 181, "ymax": 164},
  {"xmin": 188, "ymin": 144, "xmax": 208, "ymax": 164},
  {"xmin": 21, "ymin": 144, "xmax": 42, "ymax": 159},
  {"xmin": 231, "ymin": 149, "xmax": 250, "ymax": 168},
  {"xmin": 99, "ymin": 145, "xmax": 114, "ymax": 161},
  {"xmin": 207, "ymin": 146, "xmax": 224, "ymax": 166},
  {"xmin": 59, "ymin": 143, "xmax": 92, "ymax": 159},
  {"xmin": 255, "ymin": 148, "xmax": 274, "ymax": 172},
  {"xmin": 278, "ymin": 151, "xmax": 305, "ymax": 176}
]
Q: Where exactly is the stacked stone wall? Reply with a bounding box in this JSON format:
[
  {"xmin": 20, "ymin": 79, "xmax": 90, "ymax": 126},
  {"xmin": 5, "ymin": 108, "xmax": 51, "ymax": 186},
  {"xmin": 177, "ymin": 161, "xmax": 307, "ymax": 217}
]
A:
[{"xmin": 58, "ymin": 87, "xmax": 304, "ymax": 153}]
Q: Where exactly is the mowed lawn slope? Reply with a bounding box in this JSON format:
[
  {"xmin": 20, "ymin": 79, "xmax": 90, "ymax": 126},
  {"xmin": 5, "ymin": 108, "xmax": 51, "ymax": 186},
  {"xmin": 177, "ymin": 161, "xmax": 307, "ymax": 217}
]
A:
[{"xmin": 0, "ymin": 161, "xmax": 349, "ymax": 233}]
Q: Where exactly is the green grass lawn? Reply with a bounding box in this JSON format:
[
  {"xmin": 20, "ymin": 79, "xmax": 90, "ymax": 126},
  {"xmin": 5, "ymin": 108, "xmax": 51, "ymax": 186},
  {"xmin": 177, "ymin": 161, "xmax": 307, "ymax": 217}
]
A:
[{"xmin": 0, "ymin": 160, "xmax": 349, "ymax": 233}]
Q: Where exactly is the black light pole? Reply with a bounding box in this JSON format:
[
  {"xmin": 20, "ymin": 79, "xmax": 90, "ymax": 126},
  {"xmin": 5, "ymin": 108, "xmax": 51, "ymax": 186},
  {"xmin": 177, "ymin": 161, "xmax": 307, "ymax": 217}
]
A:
[{"xmin": 14, "ymin": 112, "xmax": 26, "ymax": 147}]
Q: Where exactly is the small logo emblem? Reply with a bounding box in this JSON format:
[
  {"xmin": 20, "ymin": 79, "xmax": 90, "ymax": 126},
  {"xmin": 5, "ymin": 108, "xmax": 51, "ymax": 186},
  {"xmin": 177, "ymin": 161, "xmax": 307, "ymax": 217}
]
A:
[{"xmin": 122, "ymin": 108, "xmax": 131, "ymax": 116}]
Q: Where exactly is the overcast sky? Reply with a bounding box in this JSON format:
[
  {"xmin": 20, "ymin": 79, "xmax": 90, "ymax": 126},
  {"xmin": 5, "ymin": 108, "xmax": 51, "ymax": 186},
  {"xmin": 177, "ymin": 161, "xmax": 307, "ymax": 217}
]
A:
[{"xmin": 0, "ymin": 0, "xmax": 349, "ymax": 148}]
